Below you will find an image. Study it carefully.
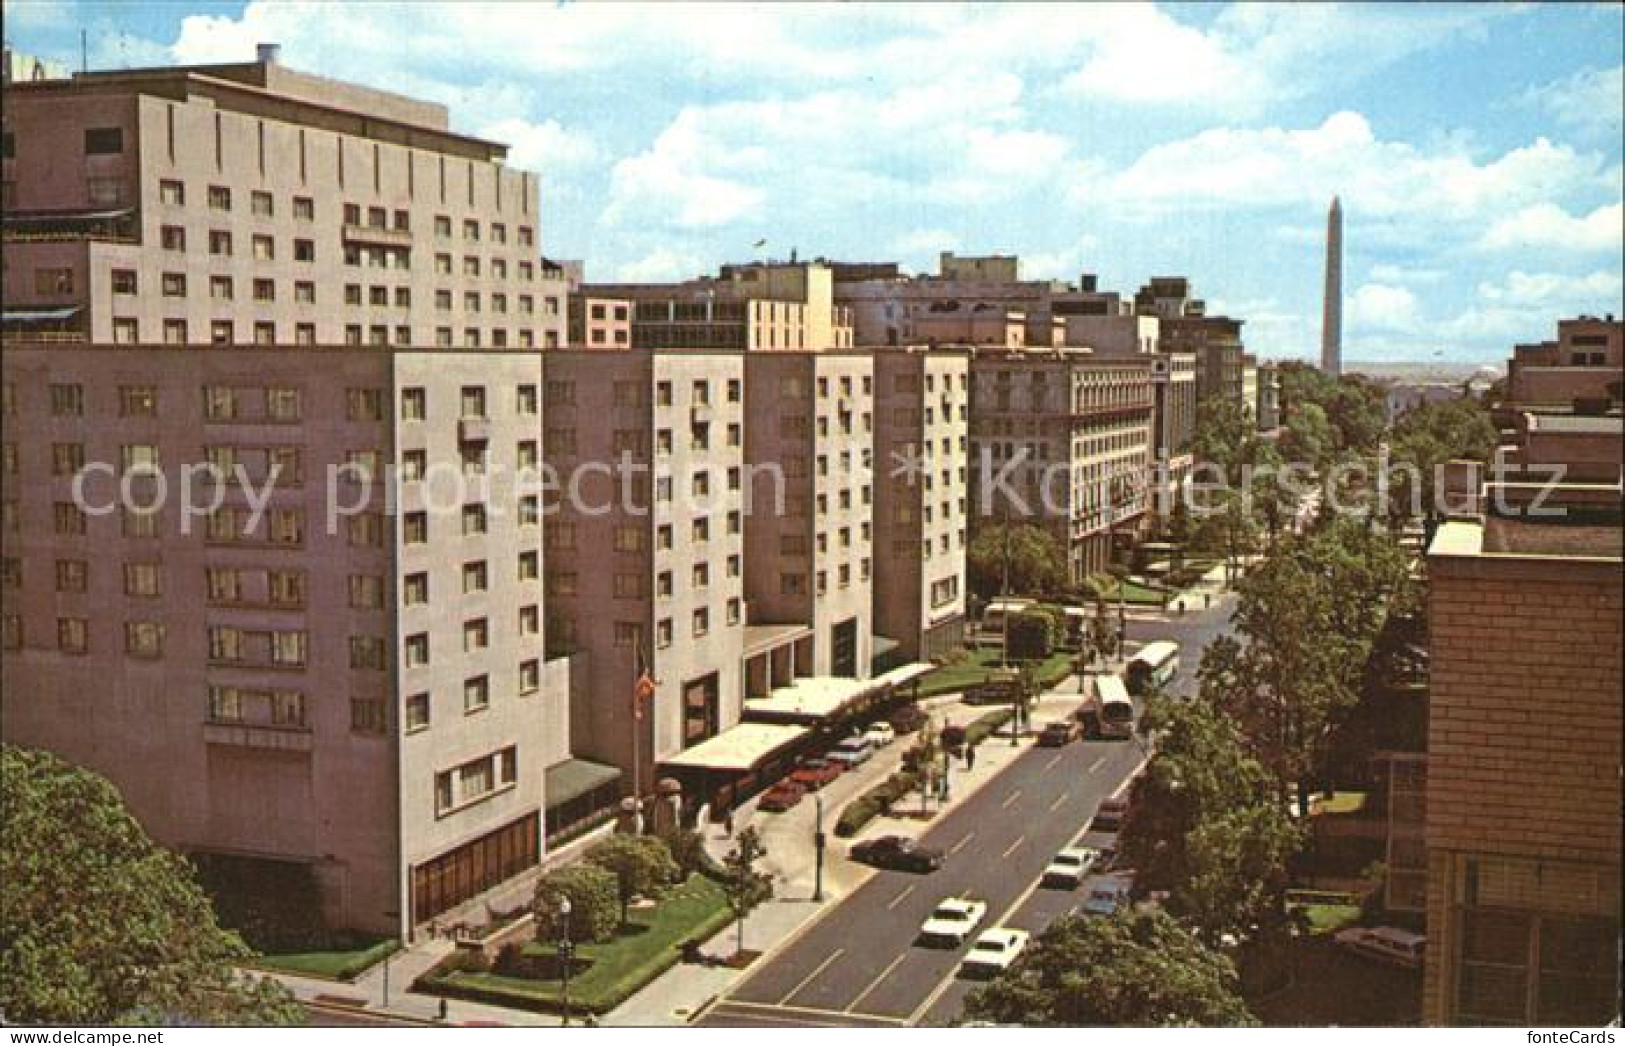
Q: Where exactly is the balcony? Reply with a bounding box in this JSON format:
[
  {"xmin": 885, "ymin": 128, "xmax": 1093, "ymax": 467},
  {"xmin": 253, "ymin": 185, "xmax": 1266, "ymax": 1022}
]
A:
[
  {"xmin": 341, "ymin": 223, "xmax": 414, "ymax": 248},
  {"xmin": 2, "ymin": 207, "xmax": 138, "ymax": 244},
  {"xmin": 203, "ymin": 720, "xmax": 314, "ymax": 752}
]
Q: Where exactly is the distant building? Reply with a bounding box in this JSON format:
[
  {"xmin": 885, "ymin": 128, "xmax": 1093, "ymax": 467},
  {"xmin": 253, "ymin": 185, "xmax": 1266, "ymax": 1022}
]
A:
[
  {"xmin": 1256, "ymin": 361, "xmax": 1281, "ymax": 432},
  {"xmin": 1499, "ymin": 315, "xmax": 1623, "ymax": 422},
  {"xmin": 1386, "ymin": 381, "xmax": 1465, "ymax": 422},
  {"xmin": 1321, "ymin": 196, "xmax": 1343, "ymax": 376},
  {"xmin": 938, "ymin": 251, "xmax": 1020, "ymax": 283}
]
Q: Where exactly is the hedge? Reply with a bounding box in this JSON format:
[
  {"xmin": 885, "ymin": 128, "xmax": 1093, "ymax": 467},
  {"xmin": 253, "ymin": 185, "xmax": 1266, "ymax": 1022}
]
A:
[{"xmin": 834, "ymin": 770, "xmax": 920, "ymax": 838}]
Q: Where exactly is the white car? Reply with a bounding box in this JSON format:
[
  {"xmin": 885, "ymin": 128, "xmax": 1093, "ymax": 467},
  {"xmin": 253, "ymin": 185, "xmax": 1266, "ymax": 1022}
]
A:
[
  {"xmin": 961, "ymin": 928, "xmax": 1031, "ymax": 976},
  {"xmin": 827, "ymin": 736, "xmax": 874, "ymax": 768},
  {"xmin": 1333, "ymin": 926, "xmax": 1425, "ymax": 968},
  {"xmin": 1041, "ymin": 846, "xmax": 1099, "ymax": 889},
  {"xmin": 863, "ymin": 722, "xmax": 897, "ymax": 748},
  {"xmin": 918, "ymin": 897, "xmax": 988, "ymax": 946}
]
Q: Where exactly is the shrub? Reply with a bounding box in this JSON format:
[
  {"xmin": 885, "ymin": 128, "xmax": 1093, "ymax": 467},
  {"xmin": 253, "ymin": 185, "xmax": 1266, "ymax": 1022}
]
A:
[
  {"xmin": 585, "ymin": 834, "xmax": 680, "ymax": 922},
  {"xmin": 1007, "ymin": 610, "xmax": 1056, "ymax": 661},
  {"xmin": 834, "ymin": 770, "xmax": 923, "ymax": 837},
  {"xmin": 964, "ymin": 708, "xmax": 1014, "ymax": 748},
  {"xmin": 533, "ymin": 863, "xmax": 619, "ymax": 944},
  {"xmin": 658, "ymin": 828, "xmax": 718, "ymax": 882}
]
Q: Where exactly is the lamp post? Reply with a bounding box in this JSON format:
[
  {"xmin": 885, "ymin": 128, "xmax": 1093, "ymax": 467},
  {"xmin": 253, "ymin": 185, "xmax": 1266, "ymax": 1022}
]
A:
[
  {"xmin": 812, "ymin": 792, "xmax": 826, "ymax": 902},
  {"xmin": 556, "ymin": 896, "xmax": 574, "ymax": 1027}
]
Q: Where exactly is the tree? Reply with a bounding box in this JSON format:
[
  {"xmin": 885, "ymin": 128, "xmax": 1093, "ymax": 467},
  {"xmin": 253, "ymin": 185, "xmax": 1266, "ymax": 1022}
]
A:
[
  {"xmin": 964, "ymin": 909, "xmax": 1257, "ymax": 1027},
  {"xmin": 0, "ymin": 745, "xmax": 304, "ymax": 1026},
  {"xmin": 720, "ymin": 827, "xmax": 774, "ymax": 957},
  {"xmin": 1277, "ymin": 401, "xmax": 1334, "ymax": 469},
  {"xmin": 586, "ymin": 834, "xmax": 680, "ymax": 925},
  {"xmin": 1090, "ymin": 594, "xmax": 1118, "ymax": 664},
  {"xmin": 967, "ymin": 522, "xmax": 1067, "ymax": 600},
  {"xmin": 1006, "ymin": 608, "xmax": 1056, "ymax": 661},
  {"xmin": 1119, "ymin": 702, "xmax": 1303, "ymax": 946},
  {"xmin": 534, "ymin": 864, "xmax": 620, "ymax": 944}
]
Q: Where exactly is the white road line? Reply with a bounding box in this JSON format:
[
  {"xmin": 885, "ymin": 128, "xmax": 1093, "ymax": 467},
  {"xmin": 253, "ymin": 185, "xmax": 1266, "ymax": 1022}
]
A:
[
  {"xmin": 1087, "ymin": 755, "xmax": 1106, "ymax": 773},
  {"xmin": 949, "ymin": 831, "xmax": 975, "ymax": 855},
  {"xmin": 886, "ymin": 884, "xmax": 917, "ymax": 911},
  {"xmin": 1048, "ymin": 791, "xmax": 1070, "ymax": 813},
  {"xmin": 1000, "ymin": 834, "xmax": 1026, "ymax": 860},
  {"xmin": 1044, "ymin": 753, "xmax": 1063, "ymax": 770},
  {"xmin": 1000, "ymin": 788, "xmax": 1023, "ymax": 809},
  {"xmin": 778, "ymin": 946, "xmax": 846, "ymax": 1006},
  {"xmin": 847, "ymin": 951, "xmax": 910, "ymax": 1013}
]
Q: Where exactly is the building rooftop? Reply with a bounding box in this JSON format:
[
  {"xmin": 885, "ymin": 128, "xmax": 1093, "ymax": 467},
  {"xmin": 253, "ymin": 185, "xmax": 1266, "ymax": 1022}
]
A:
[
  {"xmin": 1481, "ymin": 517, "xmax": 1624, "ymax": 558},
  {"xmin": 1526, "ymin": 414, "xmax": 1624, "ymax": 434}
]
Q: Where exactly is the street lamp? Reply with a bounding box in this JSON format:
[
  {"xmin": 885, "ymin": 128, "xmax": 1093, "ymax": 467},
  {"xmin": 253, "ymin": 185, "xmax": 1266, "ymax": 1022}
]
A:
[
  {"xmin": 556, "ymin": 896, "xmax": 574, "ymax": 1027},
  {"xmin": 812, "ymin": 792, "xmax": 826, "ymax": 902}
]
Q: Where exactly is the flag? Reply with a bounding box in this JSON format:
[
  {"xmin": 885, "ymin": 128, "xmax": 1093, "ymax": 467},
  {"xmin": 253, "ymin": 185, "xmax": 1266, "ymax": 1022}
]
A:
[{"xmin": 633, "ymin": 671, "xmax": 656, "ymax": 720}]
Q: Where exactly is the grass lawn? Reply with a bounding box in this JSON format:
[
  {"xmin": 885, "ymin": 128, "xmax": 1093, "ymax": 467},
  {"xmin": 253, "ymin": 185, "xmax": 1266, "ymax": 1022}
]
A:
[
  {"xmin": 917, "ymin": 648, "xmax": 1074, "ymax": 699},
  {"xmin": 423, "ymin": 874, "xmax": 732, "ymax": 1016},
  {"xmin": 1295, "ymin": 903, "xmax": 1363, "ymax": 935},
  {"xmin": 252, "ymin": 936, "xmax": 399, "ymax": 981}
]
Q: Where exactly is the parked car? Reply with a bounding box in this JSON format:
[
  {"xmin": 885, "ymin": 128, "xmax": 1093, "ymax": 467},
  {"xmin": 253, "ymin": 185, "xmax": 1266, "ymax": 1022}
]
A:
[
  {"xmin": 964, "ymin": 676, "xmax": 1022, "ymax": 706},
  {"xmin": 757, "ymin": 780, "xmax": 806, "ymax": 813},
  {"xmin": 889, "ymin": 705, "xmax": 927, "ymax": 735},
  {"xmin": 960, "ymin": 928, "xmax": 1031, "ymax": 977},
  {"xmin": 1089, "ymin": 797, "xmax": 1129, "ymax": 833},
  {"xmin": 1077, "ymin": 873, "xmax": 1134, "ymax": 916},
  {"xmin": 1333, "ymin": 926, "xmax": 1426, "ymax": 968},
  {"xmin": 850, "ymin": 835, "xmax": 945, "ymax": 873},
  {"xmin": 1041, "ymin": 846, "xmax": 1099, "ymax": 888},
  {"xmin": 827, "ymin": 736, "xmax": 874, "ymax": 769},
  {"xmin": 864, "ymin": 722, "xmax": 897, "ymax": 748},
  {"xmin": 1037, "ymin": 719, "xmax": 1080, "ymax": 747},
  {"xmin": 918, "ymin": 897, "xmax": 989, "ymax": 947},
  {"xmin": 790, "ymin": 758, "xmax": 844, "ymax": 791}
]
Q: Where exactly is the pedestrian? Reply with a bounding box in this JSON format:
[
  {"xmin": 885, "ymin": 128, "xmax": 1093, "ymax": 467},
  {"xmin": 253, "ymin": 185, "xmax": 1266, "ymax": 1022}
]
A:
[
  {"xmin": 437, "ymin": 998, "xmax": 448, "ymax": 1022},
  {"xmin": 723, "ymin": 808, "xmax": 735, "ymax": 836},
  {"xmin": 966, "ymin": 745, "xmax": 976, "ymax": 771},
  {"xmin": 1203, "ymin": 592, "xmax": 1211, "ymax": 610}
]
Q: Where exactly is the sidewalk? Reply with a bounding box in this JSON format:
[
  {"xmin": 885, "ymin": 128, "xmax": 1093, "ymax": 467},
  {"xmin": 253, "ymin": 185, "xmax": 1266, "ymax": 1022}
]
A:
[{"xmin": 605, "ymin": 683, "xmax": 1089, "ymax": 1026}]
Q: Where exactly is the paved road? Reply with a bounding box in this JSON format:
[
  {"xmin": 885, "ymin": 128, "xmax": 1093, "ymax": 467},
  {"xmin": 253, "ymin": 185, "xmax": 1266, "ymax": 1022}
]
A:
[
  {"xmin": 697, "ymin": 730, "xmax": 1147, "ymax": 1028},
  {"xmin": 698, "ymin": 593, "xmax": 1240, "ymax": 1029}
]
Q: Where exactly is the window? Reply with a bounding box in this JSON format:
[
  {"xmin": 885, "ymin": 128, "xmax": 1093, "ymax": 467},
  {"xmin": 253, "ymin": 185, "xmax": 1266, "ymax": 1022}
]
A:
[
  {"xmin": 111, "ymin": 269, "xmax": 137, "ymax": 295},
  {"xmin": 293, "ymin": 196, "xmax": 314, "ymax": 221},
  {"xmin": 123, "ymin": 562, "xmax": 161, "ymax": 597},
  {"xmin": 207, "ymin": 185, "xmax": 232, "ymax": 211},
  {"xmin": 209, "ymin": 230, "xmax": 232, "ymax": 256},
  {"xmin": 463, "ymin": 674, "xmax": 490, "ymax": 712},
  {"xmin": 254, "ymin": 278, "xmax": 276, "ymax": 303},
  {"xmin": 463, "ymin": 504, "xmax": 488, "ymax": 535},
  {"xmin": 462, "ymin": 561, "xmax": 489, "ymax": 594},
  {"xmin": 266, "ymin": 387, "xmax": 302, "ymax": 421},
  {"xmin": 35, "ymin": 268, "xmax": 73, "ymax": 295},
  {"xmin": 351, "ymin": 698, "xmax": 387, "ymax": 736},
  {"xmin": 461, "ymin": 386, "xmax": 487, "ymax": 419},
  {"xmin": 57, "ymin": 617, "xmax": 89, "ymax": 654},
  {"xmin": 251, "ymin": 190, "xmax": 273, "ymax": 217},
  {"xmin": 404, "ymin": 571, "xmax": 430, "ymax": 605},
  {"xmin": 613, "ymin": 622, "xmax": 642, "ymax": 648},
  {"xmin": 518, "ymin": 550, "xmax": 539, "ymax": 581},
  {"xmin": 350, "ymin": 636, "xmax": 387, "ymax": 670},
  {"xmin": 519, "ymin": 605, "xmax": 540, "ymax": 636},
  {"xmin": 516, "ymin": 384, "xmax": 538, "ymax": 415},
  {"xmin": 53, "ymin": 501, "xmax": 86, "ymax": 534},
  {"xmin": 405, "ymin": 633, "xmax": 430, "ymax": 668},
  {"xmin": 161, "ymin": 225, "xmax": 185, "ymax": 251},
  {"xmin": 293, "ymin": 238, "xmax": 315, "ymax": 262},
  {"xmin": 656, "ymin": 619, "xmax": 673, "ymax": 648},
  {"xmin": 519, "ymin": 659, "xmax": 540, "ymax": 695},
  {"xmin": 55, "ymin": 559, "xmax": 88, "ymax": 593},
  {"xmin": 405, "ymin": 693, "xmax": 431, "ymax": 732},
  {"xmin": 159, "ymin": 179, "xmax": 185, "ymax": 205},
  {"xmin": 52, "ymin": 443, "xmax": 85, "ymax": 476},
  {"xmin": 210, "ymin": 275, "xmax": 234, "ymax": 301},
  {"xmin": 84, "ymin": 127, "xmax": 123, "ymax": 154},
  {"xmin": 252, "ymin": 235, "xmax": 275, "ymax": 261},
  {"xmin": 349, "ymin": 574, "xmax": 385, "ymax": 609},
  {"xmin": 692, "ymin": 608, "xmax": 709, "ymax": 637}
]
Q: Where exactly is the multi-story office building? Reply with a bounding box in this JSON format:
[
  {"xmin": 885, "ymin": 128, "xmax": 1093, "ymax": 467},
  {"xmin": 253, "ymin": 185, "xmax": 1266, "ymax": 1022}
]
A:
[
  {"xmin": 872, "ymin": 348, "xmax": 970, "ymax": 662},
  {"xmin": 968, "ymin": 349, "xmax": 1154, "ymax": 580},
  {"xmin": 1149, "ymin": 352, "xmax": 1199, "ymax": 515},
  {"xmin": 1499, "ymin": 315, "xmax": 1623, "ymax": 420},
  {"xmin": 540, "ymin": 349, "xmax": 749, "ymax": 799},
  {"xmin": 1, "ymin": 52, "xmax": 580, "ymax": 937},
  {"xmin": 742, "ymin": 350, "xmax": 876, "ymax": 678},
  {"xmin": 1256, "ymin": 360, "xmax": 1282, "ymax": 432},
  {"xmin": 1423, "ymin": 481, "xmax": 1621, "ymax": 1025}
]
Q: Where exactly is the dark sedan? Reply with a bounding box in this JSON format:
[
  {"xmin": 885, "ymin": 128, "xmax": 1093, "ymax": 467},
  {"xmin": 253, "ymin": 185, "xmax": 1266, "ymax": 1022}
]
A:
[{"xmin": 849, "ymin": 834, "xmax": 946, "ymax": 873}]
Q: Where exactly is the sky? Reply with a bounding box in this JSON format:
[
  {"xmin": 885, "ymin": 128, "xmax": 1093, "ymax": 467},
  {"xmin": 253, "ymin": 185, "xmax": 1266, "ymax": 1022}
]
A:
[{"xmin": 6, "ymin": 1, "xmax": 1623, "ymax": 363}]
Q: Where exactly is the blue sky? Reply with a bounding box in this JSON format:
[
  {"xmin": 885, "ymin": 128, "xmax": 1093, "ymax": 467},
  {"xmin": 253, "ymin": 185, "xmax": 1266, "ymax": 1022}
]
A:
[{"xmin": 7, "ymin": 1, "xmax": 1622, "ymax": 362}]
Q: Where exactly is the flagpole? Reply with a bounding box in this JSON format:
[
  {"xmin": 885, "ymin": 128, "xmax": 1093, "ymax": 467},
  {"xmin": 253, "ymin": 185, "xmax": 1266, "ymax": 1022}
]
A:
[{"xmin": 633, "ymin": 645, "xmax": 643, "ymax": 834}]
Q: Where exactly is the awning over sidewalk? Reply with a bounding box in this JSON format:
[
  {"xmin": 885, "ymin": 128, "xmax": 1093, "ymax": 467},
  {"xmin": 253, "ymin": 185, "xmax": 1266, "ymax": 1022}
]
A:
[
  {"xmin": 743, "ymin": 663, "xmax": 935, "ymax": 724},
  {"xmin": 742, "ymin": 623, "xmax": 813, "ymax": 656},
  {"xmin": 543, "ymin": 758, "xmax": 622, "ymax": 808},
  {"xmin": 659, "ymin": 722, "xmax": 809, "ymax": 773},
  {"xmin": 1, "ymin": 306, "xmax": 82, "ymax": 323}
]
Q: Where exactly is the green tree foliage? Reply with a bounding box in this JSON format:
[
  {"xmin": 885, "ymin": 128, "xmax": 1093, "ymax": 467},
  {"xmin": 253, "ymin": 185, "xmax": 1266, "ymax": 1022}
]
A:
[
  {"xmin": 968, "ymin": 522, "xmax": 1067, "ymax": 599},
  {"xmin": 1276, "ymin": 363, "xmax": 1388, "ymax": 456},
  {"xmin": 1386, "ymin": 397, "xmax": 1499, "ymax": 523},
  {"xmin": 1006, "ymin": 608, "xmax": 1057, "ymax": 661},
  {"xmin": 1191, "ymin": 398, "xmax": 1268, "ymax": 485},
  {"xmin": 720, "ymin": 827, "xmax": 774, "ymax": 956},
  {"xmin": 534, "ymin": 863, "xmax": 620, "ymax": 944},
  {"xmin": 1277, "ymin": 401, "xmax": 1335, "ymax": 469},
  {"xmin": 1198, "ymin": 520, "xmax": 1413, "ymax": 814},
  {"xmin": 0, "ymin": 745, "xmax": 304, "ymax": 1026},
  {"xmin": 1120, "ymin": 702, "xmax": 1303, "ymax": 946},
  {"xmin": 586, "ymin": 834, "xmax": 681, "ymax": 925},
  {"xmin": 657, "ymin": 827, "xmax": 715, "ymax": 881},
  {"xmin": 964, "ymin": 909, "xmax": 1257, "ymax": 1027}
]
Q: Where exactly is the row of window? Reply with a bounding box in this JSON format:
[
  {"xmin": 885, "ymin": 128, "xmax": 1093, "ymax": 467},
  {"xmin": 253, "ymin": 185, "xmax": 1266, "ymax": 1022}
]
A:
[
  {"xmin": 652, "ymin": 599, "xmax": 743, "ymax": 647},
  {"xmin": 434, "ymin": 746, "xmax": 519, "ymax": 817},
  {"xmin": 0, "ymin": 616, "xmax": 164, "ymax": 657},
  {"xmin": 102, "ymin": 316, "xmax": 551, "ymax": 349}
]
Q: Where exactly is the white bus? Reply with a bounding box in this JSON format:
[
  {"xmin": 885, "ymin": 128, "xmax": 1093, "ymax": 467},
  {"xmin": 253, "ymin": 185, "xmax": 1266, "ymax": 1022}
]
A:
[
  {"xmin": 1082, "ymin": 673, "xmax": 1135, "ymax": 740},
  {"xmin": 1125, "ymin": 641, "xmax": 1180, "ymax": 696}
]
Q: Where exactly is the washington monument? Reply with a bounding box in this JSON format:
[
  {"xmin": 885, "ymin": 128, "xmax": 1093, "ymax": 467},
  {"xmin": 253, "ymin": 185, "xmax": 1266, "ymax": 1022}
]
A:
[{"xmin": 1321, "ymin": 195, "xmax": 1343, "ymax": 375}]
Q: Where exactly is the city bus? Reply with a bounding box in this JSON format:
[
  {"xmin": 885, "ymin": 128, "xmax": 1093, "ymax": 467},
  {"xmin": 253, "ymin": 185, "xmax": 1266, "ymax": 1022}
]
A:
[
  {"xmin": 1125, "ymin": 640, "xmax": 1180, "ymax": 696},
  {"xmin": 1081, "ymin": 673, "xmax": 1135, "ymax": 740}
]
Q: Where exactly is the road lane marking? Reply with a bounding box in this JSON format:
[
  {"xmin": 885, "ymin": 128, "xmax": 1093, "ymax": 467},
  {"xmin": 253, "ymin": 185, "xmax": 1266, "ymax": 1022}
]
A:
[
  {"xmin": 1048, "ymin": 791, "xmax": 1070, "ymax": 813},
  {"xmin": 1087, "ymin": 755, "xmax": 1106, "ymax": 773},
  {"xmin": 847, "ymin": 951, "xmax": 910, "ymax": 1013},
  {"xmin": 1000, "ymin": 788, "xmax": 1023, "ymax": 809},
  {"xmin": 886, "ymin": 884, "xmax": 917, "ymax": 911},
  {"xmin": 779, "ymin": 947, "xmax": 845, "ymax": 1006},
  {"xmin": 1110, "ymin": 752, "xmax": 1151, "ymax": 798},
  {"xmin": 1044, "ymin": 753, "xmax": 1063, "ymax": 770},
  {"xmin": 1001, "ymin": 834, "xmax": 1026, "ymax": 860},
  {"xmin": 710, "ymin": 999, "xmax": 906, "ymax": 1026},
  {"xmin": 949, "ymin": 831, "xmax": 975, "ymax": 855}
]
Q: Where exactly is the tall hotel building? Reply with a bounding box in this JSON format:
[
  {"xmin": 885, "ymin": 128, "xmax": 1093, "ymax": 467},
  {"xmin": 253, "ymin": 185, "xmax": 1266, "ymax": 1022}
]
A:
[{"xmin": 0, "ymin": 52, "xmax": 583, "ymax": 936}]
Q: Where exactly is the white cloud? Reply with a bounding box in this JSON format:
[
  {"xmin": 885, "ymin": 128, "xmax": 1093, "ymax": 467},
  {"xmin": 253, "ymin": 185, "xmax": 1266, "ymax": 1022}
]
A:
[
  {"xmin": 1476, "ymin": 269, "xmax": 1624, "ymax": 308},
  {"xmin": 1348, "ymin": 283, "xmax": 1420, "ymax": 332},
  {"xmin": 1523, "ymin": 65, "xmax": 1625, "ymax": 139},
  {"xmin": 1023, "ymin": 238, "xmax": 1103, "ymax": 282},
  {"xmin": 614, "ymin": 246, "xmax": 707, "ymax": 283},
  {"xmin": 479, "ymin": 118, "xmax": 598, "ymax": 177},
  {"xmin": 1368, "ymin": 263, "xmax": 1448, "ymax": 285},
  {"xmin": 1478, "ymin": 202, "xmax": 1624, "ymax": 252}
]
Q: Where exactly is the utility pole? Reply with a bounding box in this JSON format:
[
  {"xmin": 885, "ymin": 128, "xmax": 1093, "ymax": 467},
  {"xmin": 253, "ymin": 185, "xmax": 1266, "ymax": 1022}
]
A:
[{"xmin": 812, "ymin": 792, "xmax": 826, "ymax": 902}]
